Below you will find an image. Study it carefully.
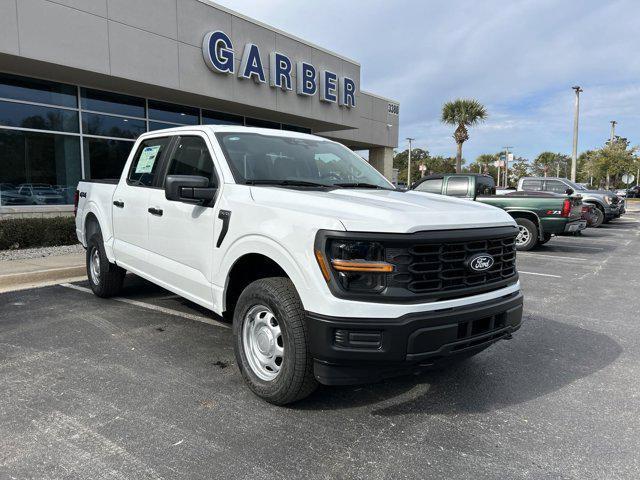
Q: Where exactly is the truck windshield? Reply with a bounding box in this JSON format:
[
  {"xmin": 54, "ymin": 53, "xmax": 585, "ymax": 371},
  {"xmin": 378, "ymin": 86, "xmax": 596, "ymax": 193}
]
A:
[{"xmin": 215, "ymin": 132, "xmax": 394, "ymax": 190}]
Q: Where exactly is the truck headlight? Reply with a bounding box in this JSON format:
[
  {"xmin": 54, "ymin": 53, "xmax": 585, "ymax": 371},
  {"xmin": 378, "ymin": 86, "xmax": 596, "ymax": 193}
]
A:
[
  {"xmin": 316, "ymin": 239, "xmax": 392, "ymax": 292},
  {"xmin": 604, "ymin": 195, "xmax": 612, "ymax": 205}
]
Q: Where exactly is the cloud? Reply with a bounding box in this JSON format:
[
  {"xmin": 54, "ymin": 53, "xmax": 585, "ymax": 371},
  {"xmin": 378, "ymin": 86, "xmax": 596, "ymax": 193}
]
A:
[{"xmin": 214, "ymin": 0, "xmax": 640, "ymax": 160}]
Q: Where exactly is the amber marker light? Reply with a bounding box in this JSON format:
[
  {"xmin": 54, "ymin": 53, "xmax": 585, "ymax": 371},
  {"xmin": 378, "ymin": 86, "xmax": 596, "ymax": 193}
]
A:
[
  {"xmin": 315, "ymin": 250, "xmax": 332, "ymax": 282},
  {"xmin": 331, "ymin": 259, "xmax": 394, "ymax": 273}
]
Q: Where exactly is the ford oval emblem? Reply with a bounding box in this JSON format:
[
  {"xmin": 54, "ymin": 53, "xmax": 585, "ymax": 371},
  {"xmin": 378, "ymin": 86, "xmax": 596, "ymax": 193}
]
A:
[{"xmin": 467, "ymin": 253, "xmax": 494, "ymax": 272}]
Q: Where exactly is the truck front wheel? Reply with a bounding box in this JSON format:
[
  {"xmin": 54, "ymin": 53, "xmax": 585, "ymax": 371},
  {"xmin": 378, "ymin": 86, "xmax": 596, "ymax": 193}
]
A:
[
  {"xmin": 86, "ymin": 233, "xmax": 125, "ymax": 298},
  {"xmin": 233, "ymin": 277, "xmax": 317, "ymax": 405},
  {"xmin": 514, "ymin": 218, "xmax": 538, "ymax": 251}
]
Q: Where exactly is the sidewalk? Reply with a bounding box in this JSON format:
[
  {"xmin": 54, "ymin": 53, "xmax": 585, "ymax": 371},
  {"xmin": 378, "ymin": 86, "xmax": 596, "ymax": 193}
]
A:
[{"xmin": 0, "ymin": 252, "xmax": 86, "ymax": 293}]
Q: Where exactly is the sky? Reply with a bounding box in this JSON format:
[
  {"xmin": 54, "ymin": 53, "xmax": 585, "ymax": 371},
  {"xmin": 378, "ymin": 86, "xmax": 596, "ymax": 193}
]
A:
[{"xmin": 214, "ymin": 0, "xmax": 640, "ymax": 163}]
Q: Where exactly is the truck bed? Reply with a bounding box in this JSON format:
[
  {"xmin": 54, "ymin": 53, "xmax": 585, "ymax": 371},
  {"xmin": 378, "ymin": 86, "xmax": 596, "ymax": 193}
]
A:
[{"xmin": 75, "ymin": 180, "xmax": 118, "ymax": 246}]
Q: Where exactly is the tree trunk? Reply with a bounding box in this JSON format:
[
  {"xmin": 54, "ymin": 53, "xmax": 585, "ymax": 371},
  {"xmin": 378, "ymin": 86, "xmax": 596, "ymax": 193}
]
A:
[{"xmin": 456, "ymin": 143, "xmax": 463, "ymax": 173}]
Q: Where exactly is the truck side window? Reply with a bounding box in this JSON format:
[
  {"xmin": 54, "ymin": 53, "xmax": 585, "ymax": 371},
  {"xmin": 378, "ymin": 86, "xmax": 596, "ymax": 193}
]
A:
[
  {"xmin": 445, "ymin": 177, "xmax": 470, "ymax": 197},
  {"xmin": 476, "ymin": 177, "xmax": 495, "ymax": 196},
  {"xmin": 165, "ymin": 136, "xmax": 216, "ymax": 187},
  {"xmin": 544, "ymin": 180, "xmax": 566, "ymax": 193},
  {"xmin": 128, "ymin": 137, "xmax": 171, "ymax": 187},
  {"xmin": 521, "ymin": 180, "xmax": 543, "ymax": 191},
  {"xmin": 414, "ymin": 178, "xmax": 443, "ymax": 194}
]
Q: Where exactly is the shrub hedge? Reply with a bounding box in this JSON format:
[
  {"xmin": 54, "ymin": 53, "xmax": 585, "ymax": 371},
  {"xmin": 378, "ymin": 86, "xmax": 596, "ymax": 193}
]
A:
[{"xmin": 0, "ymin": 216, "xmax": 78, "ymax": 250}]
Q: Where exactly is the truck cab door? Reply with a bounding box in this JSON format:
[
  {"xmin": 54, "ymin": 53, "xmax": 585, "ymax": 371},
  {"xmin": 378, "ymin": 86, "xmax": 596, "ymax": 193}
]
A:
[
  {"xmin": 112, "ymin": 136, "xmax": 173, "ymax": 273},
  {"xmin": 146, "ymin": 134, "xmax": 220, "ymax": 309}
]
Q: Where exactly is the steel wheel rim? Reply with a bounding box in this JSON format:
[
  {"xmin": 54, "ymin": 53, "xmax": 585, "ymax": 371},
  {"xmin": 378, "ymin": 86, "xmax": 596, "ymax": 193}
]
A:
[
  {"xmin": 90, "ymin": 248, "xmax": 101, "ymax": 285},
  {"xmin": 516, "ymin": 225, "xmax": 530, "ymax": 246},
  {"xmin": 242, "ymin": 305, "xmax": 284, "ymax": 381}
]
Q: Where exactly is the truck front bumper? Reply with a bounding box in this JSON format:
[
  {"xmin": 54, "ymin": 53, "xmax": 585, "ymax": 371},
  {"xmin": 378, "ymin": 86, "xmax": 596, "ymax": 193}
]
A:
[{"xmin": 305, "ymin": 290, "xmax": 523, "ymax": 385}]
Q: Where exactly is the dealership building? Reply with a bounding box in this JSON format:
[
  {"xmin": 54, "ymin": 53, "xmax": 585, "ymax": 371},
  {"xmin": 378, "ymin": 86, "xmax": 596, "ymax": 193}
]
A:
[{"xmin": 0, "ymin": 0, "xmax": 399, "ymax": 218}]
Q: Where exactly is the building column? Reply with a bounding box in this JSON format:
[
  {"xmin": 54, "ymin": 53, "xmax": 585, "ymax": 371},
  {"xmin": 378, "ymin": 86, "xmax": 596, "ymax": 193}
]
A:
[{"xmin": 368, "ymin": 147, "xmax": 394, "ymax": 181}]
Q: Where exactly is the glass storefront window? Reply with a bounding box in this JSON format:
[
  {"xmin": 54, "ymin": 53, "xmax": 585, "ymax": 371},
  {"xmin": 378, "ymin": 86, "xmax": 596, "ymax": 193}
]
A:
[
  {"xmin": 82, "ymin": 112, "xmax": 146, "ymax": 139},
  {"xmin": 0, "ymin": 130, "xmax": 81, "ymax": 205},
  {"xmin": 148, "ymin": 100, "xmax": 199, "ymax": 125},
  {"xmin": 81, "ymin": 88, "xmax": 145, "ymax": 118},
  {"xmin": 202, "ymin": 110, "xmax": 243, "ymax": 126},
  {"xmin": 148, "ymin": 121, "xmax": 179, "ymax": 132},
  {"xmin": 245, "ymin": 117, "xmax": 281, "ymax": 130},
  {"xmin": 0, "ymin": 72, "xmax": 77, "ymax": 108},
  {"xmin": 83, "ymin": 137, "xmax": 134, "ymax": 180},
  {"xmin": 0, "ymin": 100, "xmax": 79, "ymax": 133}
]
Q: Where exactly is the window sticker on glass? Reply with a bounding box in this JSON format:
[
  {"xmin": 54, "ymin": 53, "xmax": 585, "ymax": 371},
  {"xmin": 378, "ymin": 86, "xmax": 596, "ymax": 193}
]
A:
[{"xmin": 135, "ymin": 146, "xmax": 161, "ymax": 173}]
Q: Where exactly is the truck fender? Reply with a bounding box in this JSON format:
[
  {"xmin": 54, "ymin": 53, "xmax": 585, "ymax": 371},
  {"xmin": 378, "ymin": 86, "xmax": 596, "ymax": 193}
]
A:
[
  {"xmin": 81, "ymin": 200, "xmax": 116, "ymax": 263},
  {"xmin": 217, "ymin": 235, "xmax": 312, "ymax": 311},
  {"xmin": 504, "ymin": 209, "xmax": 544, "ymax": 240}
]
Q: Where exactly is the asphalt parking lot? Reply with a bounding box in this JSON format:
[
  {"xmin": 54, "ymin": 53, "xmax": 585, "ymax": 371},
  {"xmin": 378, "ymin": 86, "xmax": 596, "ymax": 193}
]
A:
[{"xmin": 1, "ymin": 213, "xmax": 639, "ymax": 479}]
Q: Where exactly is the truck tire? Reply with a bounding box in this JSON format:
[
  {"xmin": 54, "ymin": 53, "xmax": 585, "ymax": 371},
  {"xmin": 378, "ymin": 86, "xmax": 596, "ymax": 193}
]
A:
[
  {"xmin": 539, "ymin": 232, "xmax": 552, "ymax": 245},
  {"xmin": 86, "ymin": 232, "xmax": 125, "ymax": 298},
  {"xmin": 514, "ymin": 218, "xmax": 538, "ymax": 251},
  {"xmin": 233, "ymin": 277, "xmax": 317, "ymax": 405},
  {"xmin": 590, "ymin": 205, "xmax": 604, "ymax": 228}
]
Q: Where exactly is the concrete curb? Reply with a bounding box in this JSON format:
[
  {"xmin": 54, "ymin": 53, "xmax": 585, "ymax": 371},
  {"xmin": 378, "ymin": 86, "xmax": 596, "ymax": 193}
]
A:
[{"xmin": 0, "ymin": 265, "xmax": 86, "ymax": 293}]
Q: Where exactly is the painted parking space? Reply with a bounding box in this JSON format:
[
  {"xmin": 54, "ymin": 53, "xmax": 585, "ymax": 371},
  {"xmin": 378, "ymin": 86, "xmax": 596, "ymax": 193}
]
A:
[{"xmin": 0, "ymin": 213, "xmax": 639, "ymax": 479}]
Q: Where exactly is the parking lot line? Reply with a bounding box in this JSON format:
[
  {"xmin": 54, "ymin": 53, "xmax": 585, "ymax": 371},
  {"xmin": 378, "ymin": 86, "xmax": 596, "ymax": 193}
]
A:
[
  {"xmin": 60, "ymin": 283, "xmax": 230, "ymax": 329},
  {"xmin": 517, "ymin": 253, "xmax": 586, "ymax": 261},
  {"xmin": 518, "ymin": 271, "xmax": 562, "ymax": 278}
]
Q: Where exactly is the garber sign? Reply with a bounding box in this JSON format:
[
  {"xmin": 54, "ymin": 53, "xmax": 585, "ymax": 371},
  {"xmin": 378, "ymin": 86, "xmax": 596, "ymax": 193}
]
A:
[{"xmin": 202, "ymin": 31, "xmax": 357, "ymax": 108}]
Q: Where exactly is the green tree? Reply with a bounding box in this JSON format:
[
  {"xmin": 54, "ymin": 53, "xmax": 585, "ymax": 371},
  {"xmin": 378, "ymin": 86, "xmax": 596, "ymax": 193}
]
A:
[
  {"xmin": 509, "ymin": 157, "xmax": 531, "ymax": 183},
  {"xmin": 441, "ymin": 99, "xmax": 488, "ymax": 173},
  {"xmin": 393, "ymin": 147, "xmax": 429, "ymax": 185},
  {"xmin": 532, "ymin": 152, "xmax": 570, "ymax": 177},
  {"xmin": 596, "ymin": 137, "xmax": 637, "ymax": 188}
]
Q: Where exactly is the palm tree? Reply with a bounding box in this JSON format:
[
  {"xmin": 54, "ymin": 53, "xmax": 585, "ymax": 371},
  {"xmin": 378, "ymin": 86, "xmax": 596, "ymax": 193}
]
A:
[{"xmin": 441, "ymin": 99, "xmax": 488, "ymax": 173}]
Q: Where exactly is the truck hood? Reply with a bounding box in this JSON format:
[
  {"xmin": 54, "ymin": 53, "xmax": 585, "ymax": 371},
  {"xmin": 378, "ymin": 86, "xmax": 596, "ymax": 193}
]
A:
[{"xmin": 250, "ymin": 187, "xmax": 515, "ymax": 233}]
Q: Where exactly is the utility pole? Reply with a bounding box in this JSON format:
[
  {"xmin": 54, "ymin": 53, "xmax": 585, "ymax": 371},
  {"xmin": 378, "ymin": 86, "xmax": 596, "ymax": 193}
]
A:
[
  {"xmin": 610, "ymin": 120, "xmax": 617, "ymax": 143},
  {"xmin": 503, "ymin": 146, "xmax": 513, "ymax": 187},
  {"xmin": 406, "ymin": 137, "xmax": 414, "ymax": 188},
  {"xmin": 571, "ymin": 86, "xmax": 583, "ymax": 182},
  {"xmin": 607, "ymin": 121, "xmax": 616, "ymax": 189}
]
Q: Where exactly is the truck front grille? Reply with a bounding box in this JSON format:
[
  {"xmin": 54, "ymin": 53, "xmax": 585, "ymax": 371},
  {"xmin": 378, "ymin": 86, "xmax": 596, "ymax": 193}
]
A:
[{"xmin": 384, "ymin": 228, "xmax": 518, "ymax": 301}]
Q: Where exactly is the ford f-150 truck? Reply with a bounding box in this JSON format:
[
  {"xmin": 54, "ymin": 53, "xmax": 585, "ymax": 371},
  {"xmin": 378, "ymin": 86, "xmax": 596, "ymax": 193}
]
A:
[
  {"xmin": 75, "ymin": 126, "xmax": 523, "ymax": 404},
  {"xmin": 411, "ymin": 174, "xmax": 584, "ymax": 250}
]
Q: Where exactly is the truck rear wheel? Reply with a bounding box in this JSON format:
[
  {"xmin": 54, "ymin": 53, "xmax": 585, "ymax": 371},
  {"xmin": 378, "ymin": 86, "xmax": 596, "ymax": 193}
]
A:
[
  {"xmin": 233, "ymin": 277, "xmax": 317, "ymax": 405},
  {"xmin": 86, "ymin": 232, "xmax": 125, "ymax": 298},
  {"xmin": 514, "ymin": 218, "xmax": 538, "ymax": 251}
]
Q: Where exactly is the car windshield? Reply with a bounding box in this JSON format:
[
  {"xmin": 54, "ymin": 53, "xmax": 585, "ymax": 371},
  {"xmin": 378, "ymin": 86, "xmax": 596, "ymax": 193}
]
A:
[
  {"xmin": 563, "ymin": 179, "xmax": 586, "ymax": 191},
  {"xmin": 215, "ymin": 132, "xmax": 394, "ymax": 190}
]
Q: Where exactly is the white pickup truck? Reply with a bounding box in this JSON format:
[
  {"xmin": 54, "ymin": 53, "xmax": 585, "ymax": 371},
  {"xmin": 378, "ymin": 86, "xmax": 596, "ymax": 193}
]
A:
[{"xmin": 75, "ymin": 126, "xmax": 523, "ymax": 404}]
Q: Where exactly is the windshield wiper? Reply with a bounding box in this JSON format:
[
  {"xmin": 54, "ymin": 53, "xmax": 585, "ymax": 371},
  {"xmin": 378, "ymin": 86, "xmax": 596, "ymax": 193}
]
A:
[
  {"xmin": 244, "ymin": 179, "xmax": 337, "ymax": 188},
  {"xmin": 334, "ymin": 182, "xmax": 392, "ymax": 190}
]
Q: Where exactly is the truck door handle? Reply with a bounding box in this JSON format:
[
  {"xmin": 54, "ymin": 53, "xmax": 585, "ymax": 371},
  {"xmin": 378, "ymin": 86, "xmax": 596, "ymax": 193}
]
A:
[
  {"xmin": 148, "ymin": 207, "xmax": 163, "ymax": 216},
  {"xmin": 216, "ymin": 210, "xmax": 231, "ymax": 248},
  {"xmin": 113, "ymin": 200, "xmax": 124, "ymax": 208}
]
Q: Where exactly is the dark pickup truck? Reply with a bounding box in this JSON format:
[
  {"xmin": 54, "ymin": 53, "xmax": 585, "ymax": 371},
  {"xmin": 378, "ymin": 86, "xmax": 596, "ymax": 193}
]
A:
[{"xmin": 411, "ymin": 174, "xmax": 585, "ymax": 250}]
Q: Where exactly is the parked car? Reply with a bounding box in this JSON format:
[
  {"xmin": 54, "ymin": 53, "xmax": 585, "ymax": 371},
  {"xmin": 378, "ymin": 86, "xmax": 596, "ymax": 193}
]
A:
[
  {"xmin": 17, "ymin": 184, "xmax": 65, "ymax": 205},
  {"xmin": 75, "ymin": 126, "xmax": 524, "ymax": 405},
  {"xmin": 0, "ymin": 183, "xmax": 30, "ymax": 206},
  {"xmin": 517, "ymin": 177, "xmax": 622, "ymax": 226},
  {"xmin": 411, "ymin": 174, "xmax": 585, "ymax": 251},
  {"xmin": 627, "ymin": 185, "xmax": 640, "ymax": 198}
]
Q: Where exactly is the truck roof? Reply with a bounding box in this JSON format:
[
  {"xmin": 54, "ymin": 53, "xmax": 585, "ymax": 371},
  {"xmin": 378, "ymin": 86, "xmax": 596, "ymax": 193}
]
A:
[{"xmin": 136, "ymin": 124, "xmax": 322, "ymax": 142}]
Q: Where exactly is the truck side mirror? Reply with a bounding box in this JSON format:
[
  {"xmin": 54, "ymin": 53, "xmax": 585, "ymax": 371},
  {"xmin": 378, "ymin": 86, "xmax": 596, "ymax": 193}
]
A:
[
  {"xmin": 165, "ymin": 175, "xmax": 216, "ymax": 206},
  {"xmin": 565, "ymin": 188, "xmax": 574, "ymax": 195}
]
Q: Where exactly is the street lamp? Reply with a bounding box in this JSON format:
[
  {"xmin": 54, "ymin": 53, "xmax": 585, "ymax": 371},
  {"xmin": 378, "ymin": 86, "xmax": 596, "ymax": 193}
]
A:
[
  {"xmin": 406, "ymin": 137, "xmax": 415, "ymax": 187},
  {"xmin": 570, "ymin": 86, "xmax": 583, "ymax": 182}
]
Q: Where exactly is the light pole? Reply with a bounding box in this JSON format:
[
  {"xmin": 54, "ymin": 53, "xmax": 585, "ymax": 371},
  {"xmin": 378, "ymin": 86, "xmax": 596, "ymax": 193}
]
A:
[
  {"xmin": 571, "ymin": 86, "xmax": 583, "ymax": 182},
  {"xmin": 406, "ymin": 137, "xmax": 414, "ymax": 187},
  {"xmin": 609, "ymin": 120, "xmax": 617, "ymax": 144},
  {"xmin": 503, "ymin": 146, "xmax": 513, "ymax": 187}
]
